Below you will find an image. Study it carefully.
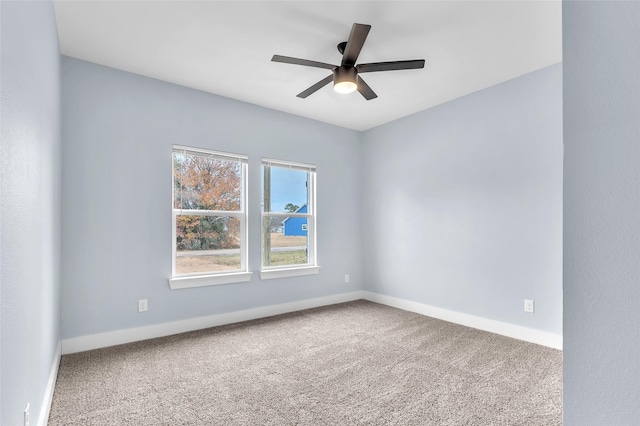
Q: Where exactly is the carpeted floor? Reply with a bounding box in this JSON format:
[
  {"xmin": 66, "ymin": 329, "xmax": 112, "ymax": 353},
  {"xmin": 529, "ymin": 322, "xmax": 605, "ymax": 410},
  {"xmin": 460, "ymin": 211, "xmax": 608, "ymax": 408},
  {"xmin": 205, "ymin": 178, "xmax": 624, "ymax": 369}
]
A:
[{"xmin": 49, "ymin": 300, "xmax": 562, "ymax": 425}]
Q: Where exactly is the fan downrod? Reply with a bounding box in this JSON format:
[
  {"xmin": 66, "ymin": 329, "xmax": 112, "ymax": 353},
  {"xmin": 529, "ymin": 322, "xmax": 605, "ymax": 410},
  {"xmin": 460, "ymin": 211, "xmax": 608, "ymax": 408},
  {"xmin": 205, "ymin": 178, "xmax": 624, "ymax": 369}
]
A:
[{"xmin": 337, "ymin": 41, "xmax": 347, "ymax": 55}]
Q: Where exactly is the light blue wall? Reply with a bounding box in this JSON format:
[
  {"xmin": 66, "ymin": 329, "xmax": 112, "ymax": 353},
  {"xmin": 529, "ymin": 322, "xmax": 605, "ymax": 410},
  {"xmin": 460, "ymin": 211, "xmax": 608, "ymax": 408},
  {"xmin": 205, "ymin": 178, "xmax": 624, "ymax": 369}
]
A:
[
  {"xmin": 563, "ymin": 1, "xmax": 640, "ymax": 424},
  {"xmin": 361, "ymin": 64, "xmax": 563, "ymax": 335},
  {"xmin": 61, "ymin": 59, "xmax": 562, "ymax": 341},
  {"xmin": 61, "ymin": 57, "xmax": 362, "ymax": 339},
  {"xmin": 0, "ymin": 1, "xmax": 61, "ymax": 424}
]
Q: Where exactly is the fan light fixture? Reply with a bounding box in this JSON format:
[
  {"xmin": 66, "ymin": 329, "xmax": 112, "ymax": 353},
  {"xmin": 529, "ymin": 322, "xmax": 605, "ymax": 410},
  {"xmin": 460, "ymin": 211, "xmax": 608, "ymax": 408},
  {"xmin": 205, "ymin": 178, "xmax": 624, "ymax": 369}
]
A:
[
  {"xmin": 333, "ymin": 66, "xmax": 358, "ymax": 94},
  {"xmin": 334, "ymin": 81, "xmax": 357, "ymax": 94}
]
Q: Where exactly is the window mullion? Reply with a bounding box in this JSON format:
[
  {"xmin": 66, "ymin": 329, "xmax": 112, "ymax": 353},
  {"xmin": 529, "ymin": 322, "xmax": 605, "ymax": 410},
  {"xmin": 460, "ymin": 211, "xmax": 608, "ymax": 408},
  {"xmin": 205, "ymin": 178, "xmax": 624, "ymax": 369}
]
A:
[
  {"xmin": 175, "ymin": 209, "xmax": 243, "ymax": 217},
  {"xmin": 261, "ymin": 212, "xmax": 311, "ymax": 218}
]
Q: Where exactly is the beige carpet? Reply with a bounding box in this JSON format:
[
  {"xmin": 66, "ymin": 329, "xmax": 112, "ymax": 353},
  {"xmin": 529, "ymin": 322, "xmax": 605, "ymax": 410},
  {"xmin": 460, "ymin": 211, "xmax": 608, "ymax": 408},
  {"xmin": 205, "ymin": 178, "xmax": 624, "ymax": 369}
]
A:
[{"xmin": 49, "ymin": 300, "xmax": 562, "ymax": 425}]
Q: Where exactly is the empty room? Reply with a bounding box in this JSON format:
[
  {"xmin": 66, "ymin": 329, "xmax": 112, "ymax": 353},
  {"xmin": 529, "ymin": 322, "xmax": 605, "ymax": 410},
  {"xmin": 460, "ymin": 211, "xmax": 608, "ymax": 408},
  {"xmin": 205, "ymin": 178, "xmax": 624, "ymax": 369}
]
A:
[{"xmin": 1, "ymin": 1, "xmax": 638, "ymax": 425}]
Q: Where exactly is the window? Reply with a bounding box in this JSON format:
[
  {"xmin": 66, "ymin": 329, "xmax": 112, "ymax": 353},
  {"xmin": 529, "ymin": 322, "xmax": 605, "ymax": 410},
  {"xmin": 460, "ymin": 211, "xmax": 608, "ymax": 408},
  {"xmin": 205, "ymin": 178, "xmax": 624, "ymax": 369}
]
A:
[
  {"xmin": 261, "ymin": 158, "xmax": 319, "ymax": 279},
  {"xmin": 170, "ymin": 146, "xmax": 251, "ymax": 289}
]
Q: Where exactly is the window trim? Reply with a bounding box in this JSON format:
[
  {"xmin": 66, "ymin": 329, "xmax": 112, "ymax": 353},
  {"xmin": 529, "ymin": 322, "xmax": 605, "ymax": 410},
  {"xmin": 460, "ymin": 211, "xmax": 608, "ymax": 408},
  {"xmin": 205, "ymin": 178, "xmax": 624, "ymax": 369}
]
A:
[
  {"xmin": 169, "ymin": 271, "xmax": 253, "ymax": 289},
  {"xmin": 170, "ymin": 146, "xmax": 250, "ymax": 288},
  {"xmin": 259, "ymin": 266, "xmax": 320, "ymax": 280},
  {"xmin": 260, "ymin": 159, "xmax": 318, "ymax": 278}
]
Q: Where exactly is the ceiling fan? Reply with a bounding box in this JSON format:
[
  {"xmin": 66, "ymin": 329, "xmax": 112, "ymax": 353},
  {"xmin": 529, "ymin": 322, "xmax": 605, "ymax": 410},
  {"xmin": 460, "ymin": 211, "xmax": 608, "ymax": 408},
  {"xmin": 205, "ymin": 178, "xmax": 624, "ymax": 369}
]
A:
[{"xmin": 272, "ymin": 23, "xmax": 425, "ymax": 100}]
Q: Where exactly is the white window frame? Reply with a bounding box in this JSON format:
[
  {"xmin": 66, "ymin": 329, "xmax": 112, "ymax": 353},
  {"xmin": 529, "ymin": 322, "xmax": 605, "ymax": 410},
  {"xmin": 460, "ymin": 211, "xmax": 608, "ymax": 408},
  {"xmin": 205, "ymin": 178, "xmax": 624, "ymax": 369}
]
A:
[
  {"xmin": 169, "ymin": 145, "xmax": 252, "ymax": 289},
  {"xmin": 260, "ymin": 158, "xmax": 320, "ymax": 280}
]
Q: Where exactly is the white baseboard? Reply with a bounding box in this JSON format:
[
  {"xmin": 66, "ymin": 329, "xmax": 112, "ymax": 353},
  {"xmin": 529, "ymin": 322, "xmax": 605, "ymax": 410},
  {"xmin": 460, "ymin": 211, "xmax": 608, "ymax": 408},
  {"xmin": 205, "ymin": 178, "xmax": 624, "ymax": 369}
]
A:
[
  {"xmin": 39, "ymin": 341, "xmax": 61, "ymax": 426},
  {"xmin": 362, "ymin": 291, "xmax": 562, "ymax": 350},
  {"xmin": 61, "ymin": 291, "xmax": 365, "ymax": 354},
  {"xmin": 61, "ymin": 290, "xmax": 561, "ymax": 355}
]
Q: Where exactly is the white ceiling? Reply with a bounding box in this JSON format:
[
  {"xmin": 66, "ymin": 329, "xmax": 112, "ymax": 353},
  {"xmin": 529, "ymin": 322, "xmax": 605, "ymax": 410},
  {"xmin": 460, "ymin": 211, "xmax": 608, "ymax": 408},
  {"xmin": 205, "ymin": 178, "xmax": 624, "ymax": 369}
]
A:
[{"xmin": 53, "ymin": 1, "xmax": 562, "ymax": 131}]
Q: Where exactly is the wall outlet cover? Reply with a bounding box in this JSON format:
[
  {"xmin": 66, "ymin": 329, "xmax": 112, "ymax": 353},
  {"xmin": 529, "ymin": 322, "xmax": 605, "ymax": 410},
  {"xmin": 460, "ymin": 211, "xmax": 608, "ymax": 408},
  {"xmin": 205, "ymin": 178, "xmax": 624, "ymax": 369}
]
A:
[{"xmin": 524, "ymin": 299, "xmax": 535, "ymax": 313}]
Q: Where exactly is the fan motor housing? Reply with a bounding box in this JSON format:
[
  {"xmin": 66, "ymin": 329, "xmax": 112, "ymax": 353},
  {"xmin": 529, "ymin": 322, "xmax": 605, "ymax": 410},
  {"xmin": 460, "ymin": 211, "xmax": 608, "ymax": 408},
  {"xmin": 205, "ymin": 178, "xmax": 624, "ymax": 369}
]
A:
[{"xmin": 333, "ymin": 66, "xmax": 357, "ymax": 85}]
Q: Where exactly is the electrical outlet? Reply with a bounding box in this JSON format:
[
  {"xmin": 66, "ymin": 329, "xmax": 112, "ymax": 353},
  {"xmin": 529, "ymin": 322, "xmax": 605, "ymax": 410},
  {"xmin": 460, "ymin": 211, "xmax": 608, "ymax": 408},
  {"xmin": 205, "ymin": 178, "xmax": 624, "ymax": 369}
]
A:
[
  {"xmin": 344, "ymin": 274, "xmax": 350, "ymax": 283},
  {"xmin": 524, "ymin": 299, "xmax": 534, "ymax": 313},
  {"xmin": 138, "ymin": 299, "xmax": 148, "ymax": 312},
  {"xmin": 24, "ymin": 402, "xmax": 30, "ymax": 426}
]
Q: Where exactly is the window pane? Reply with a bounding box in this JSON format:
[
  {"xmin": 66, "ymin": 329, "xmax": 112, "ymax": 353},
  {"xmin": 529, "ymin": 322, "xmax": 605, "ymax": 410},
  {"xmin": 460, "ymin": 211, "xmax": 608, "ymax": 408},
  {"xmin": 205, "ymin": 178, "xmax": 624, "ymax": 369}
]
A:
[
  {"xmin": 173, "ymin": 152, "xmax": 241, "ymax": 211},
  {"xmin": 176, "ymin": 215, "xmax": 240, "ymax": 274},
  {"xmin": 262, "ymin": 216, "xmax": 309, "ymax": 267},
  {"xmin": 262, "ymin": 166, "xmax": 308, "ymax": 213}
]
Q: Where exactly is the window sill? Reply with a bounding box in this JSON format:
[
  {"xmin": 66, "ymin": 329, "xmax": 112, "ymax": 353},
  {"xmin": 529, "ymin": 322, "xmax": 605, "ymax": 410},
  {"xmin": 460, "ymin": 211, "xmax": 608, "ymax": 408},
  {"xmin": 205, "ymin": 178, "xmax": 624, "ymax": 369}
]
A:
[
  {"xmin": 260, "ymin": 266, "xmax": 320, "ymax": 280},
  {"xmin": 169, "ymin": 271, "xmax": 253, "ymax": 289}
]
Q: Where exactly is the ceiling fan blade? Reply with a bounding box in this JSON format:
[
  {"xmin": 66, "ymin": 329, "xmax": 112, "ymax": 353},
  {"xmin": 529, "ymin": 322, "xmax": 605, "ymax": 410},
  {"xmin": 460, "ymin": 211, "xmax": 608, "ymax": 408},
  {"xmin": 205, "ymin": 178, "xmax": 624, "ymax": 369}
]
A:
[
  {"xmin": 357, "ymin": 76, "xmax": 377, "ymax": 100},
  {"xmin": 297, "ymin": 75, "xmax": 334, "ymax": 98},
  {"xmin": 272, "ymin": 55, "xmax": 336, "ymax": 70},
  {"xmin": 341, "ymin": 23, "xmax": 371, "ymax": 66},
  {"xmin": 357, "ymin": 59, "xmax": 426, "ymax": 73}
]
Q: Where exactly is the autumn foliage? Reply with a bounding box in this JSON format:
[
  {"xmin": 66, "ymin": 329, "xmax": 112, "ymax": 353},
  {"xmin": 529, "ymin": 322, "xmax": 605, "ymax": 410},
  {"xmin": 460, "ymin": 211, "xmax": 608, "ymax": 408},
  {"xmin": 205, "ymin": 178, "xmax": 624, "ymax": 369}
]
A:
[{"xmin": 173, "ymin": 153, "xmax": 241, "ymax": 251}]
